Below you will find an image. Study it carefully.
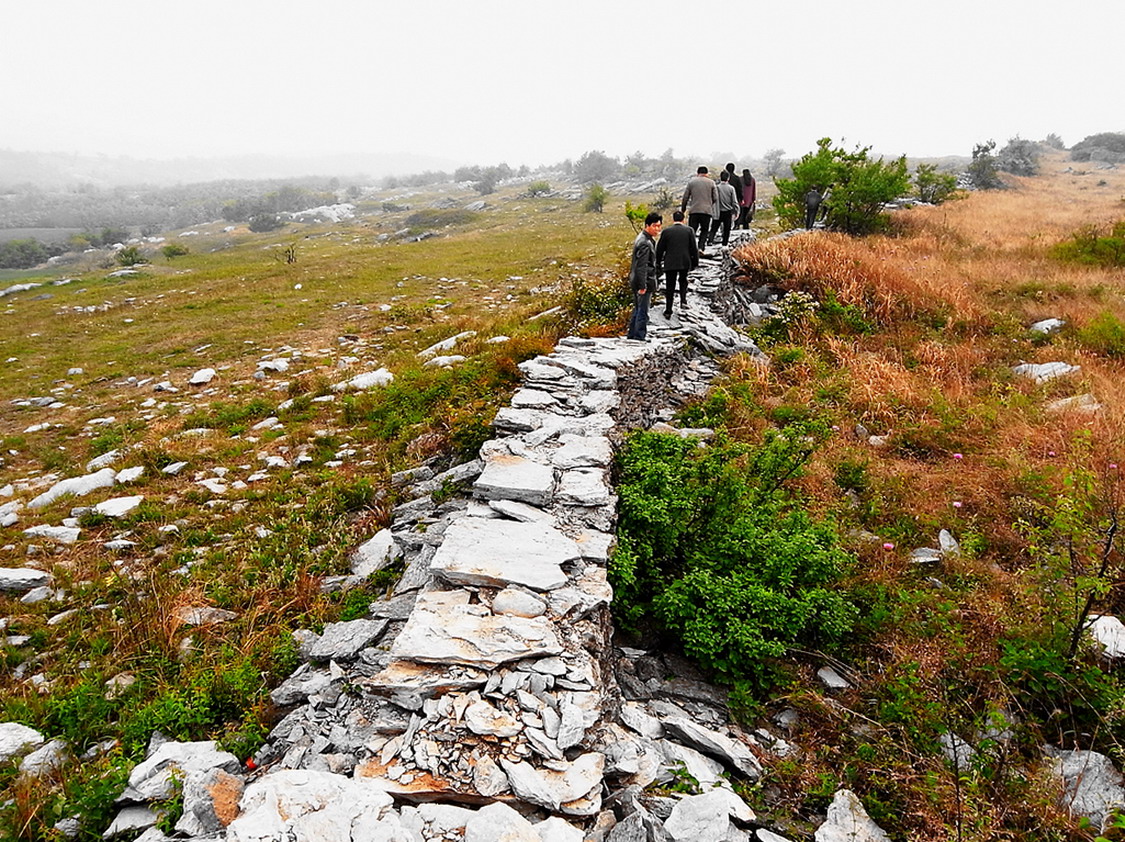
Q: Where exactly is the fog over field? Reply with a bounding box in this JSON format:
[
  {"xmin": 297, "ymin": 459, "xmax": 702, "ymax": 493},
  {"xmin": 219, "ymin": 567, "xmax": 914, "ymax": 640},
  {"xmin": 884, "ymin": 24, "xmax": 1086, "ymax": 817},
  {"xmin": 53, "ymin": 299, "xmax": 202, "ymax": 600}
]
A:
[{"xmin": 2, "ymin": 0, "xmax": 1122, "ymax": 184}]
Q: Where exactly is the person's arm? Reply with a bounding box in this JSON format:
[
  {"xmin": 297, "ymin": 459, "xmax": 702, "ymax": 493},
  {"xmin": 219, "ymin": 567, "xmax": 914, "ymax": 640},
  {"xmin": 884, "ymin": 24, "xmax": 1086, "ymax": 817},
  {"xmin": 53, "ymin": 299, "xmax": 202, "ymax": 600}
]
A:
[
  {"xmin": 680, "ymin": 184, "xmax": 690, "ymax": 213},
  {"xmin": 630, "ymin": 240, "xmax": 647, "ymax": 292},
  {"xmin": 655, "ymin": 235, "xmax": 667, "ymax": 269}
]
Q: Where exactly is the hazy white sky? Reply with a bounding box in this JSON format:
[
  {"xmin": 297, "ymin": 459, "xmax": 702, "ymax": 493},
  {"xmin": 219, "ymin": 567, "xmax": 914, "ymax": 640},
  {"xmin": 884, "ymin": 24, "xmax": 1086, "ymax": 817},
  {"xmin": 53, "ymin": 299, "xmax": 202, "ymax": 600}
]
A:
[{"xmin": 3, "ymin": 0, "xmax": 1121, "ymax": 168}]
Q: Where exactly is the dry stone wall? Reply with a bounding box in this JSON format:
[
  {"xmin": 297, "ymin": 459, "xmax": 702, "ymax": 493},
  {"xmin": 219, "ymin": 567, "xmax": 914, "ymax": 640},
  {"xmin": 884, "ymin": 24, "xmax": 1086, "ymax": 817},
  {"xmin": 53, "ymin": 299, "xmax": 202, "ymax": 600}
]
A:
[{"xmin": 100, "ymin": 231, "xmax": 820, "ymax": 842}]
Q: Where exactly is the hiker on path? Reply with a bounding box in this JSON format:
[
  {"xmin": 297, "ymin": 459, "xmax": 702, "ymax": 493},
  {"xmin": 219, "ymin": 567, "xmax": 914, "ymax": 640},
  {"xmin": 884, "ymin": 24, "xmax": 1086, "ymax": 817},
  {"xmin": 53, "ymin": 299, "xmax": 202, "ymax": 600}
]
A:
[
  {"xmin": 713, "ymin": 170, "xmax": 740, "ymax": 247},
  {"xmin": 804, "ymin": 187, "xmax": 824, "ymax": 229},
  {"xmin": 680, "ymin": 166, "xmax": 718, "ymax": 254},
  {"xmin": 655, "ymin": 210, "xmax": 699, "ymax": 319},
  {"xmin": 738, "ymin": 168, "xmax": 756, "ymax": 229},
  {"xmin": 725, "ymin": 162, "xmax": 743, "ymax": 206},
  {"xmin": 627, "ymin": 211, "xmax": 662, "ymax": 341}
]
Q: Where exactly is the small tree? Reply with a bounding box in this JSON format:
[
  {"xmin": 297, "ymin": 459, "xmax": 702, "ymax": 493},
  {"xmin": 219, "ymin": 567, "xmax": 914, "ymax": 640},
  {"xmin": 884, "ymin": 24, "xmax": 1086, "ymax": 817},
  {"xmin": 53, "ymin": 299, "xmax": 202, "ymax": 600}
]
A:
[
  {"xmin": 997, "ymin": 136, "xmax": 1040, "ymax": 176},
  {"xmin": 763, "ymin": 148, "xmax": 786, "ymax": 179},
  {"xmin": 249, "ymin": 213, "xmax": 285, "ymax": 233},
  {"xmin": 583, "ymin": 183, "xmax": 608, "ymax": 213},
  {"xmin": 773, "ymin": 138, "xmax": 910, "ymax": 235},
  {"xmin": 161, "ymin": 243, "xmax": 189, "ymax": 259},
  {"xmin": 574, "ymin": 150, "xmax": 620, "ymax": 184},
  {"xmin": 967, "ymin": 140, "xmax": 1003, "ymax": 190},
  {"xmin": 914, "ymin": 163, "xmax": 959, "ymax": 204},
  {"xmin": 1043, "ymin": 133, "xmax": 1065, "ymax": 150},
  {"xmin": 651, "ymin": 187, "xmax": 675, "ymax": 213},
  {"xmin": 526, "ymin": 180, "xmax": 551, "ymax": 197},
  {"xmin": 624, "ymin": 201, "xmax": 649, "ymax": 233}
]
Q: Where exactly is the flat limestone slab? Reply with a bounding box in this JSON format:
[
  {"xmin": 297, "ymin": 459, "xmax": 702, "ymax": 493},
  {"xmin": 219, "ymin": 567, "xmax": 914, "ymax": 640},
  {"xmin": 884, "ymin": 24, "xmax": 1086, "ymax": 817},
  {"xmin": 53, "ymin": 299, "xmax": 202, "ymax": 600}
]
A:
[
  {"xmin": 390, "ymin": 589, "xmax": 563, "ymax": 669},
  {"xmin": 474, "ymin": 453, "xmax": 555, "ymax": 506},
  {"xmin": 430, "ymin": 517, "xmax": 577, "ymax": 592}
]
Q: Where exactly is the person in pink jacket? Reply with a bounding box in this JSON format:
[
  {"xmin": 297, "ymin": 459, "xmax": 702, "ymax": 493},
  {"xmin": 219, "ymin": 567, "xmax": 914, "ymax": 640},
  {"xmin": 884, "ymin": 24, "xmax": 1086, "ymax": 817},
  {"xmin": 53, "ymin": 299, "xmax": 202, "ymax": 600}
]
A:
[{"xmin": 738, "ymin": 168, "xmax": 757, "ymax": 229}]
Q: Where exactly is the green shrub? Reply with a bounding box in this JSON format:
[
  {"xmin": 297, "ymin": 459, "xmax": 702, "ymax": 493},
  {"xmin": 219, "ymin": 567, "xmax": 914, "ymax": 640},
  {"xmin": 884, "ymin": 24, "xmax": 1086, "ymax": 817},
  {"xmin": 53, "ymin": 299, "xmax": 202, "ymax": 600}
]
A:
[
  {"xmin": 997, "ymin": 136, "xmax": 1040, "ymax": 176},
  {"xmin": 611, "ymin": 425, "xmax": 858, "ymax": 691},
  {"xmin": 248, "ymin": 213, "xmax": 285, "ymax": 233},
  {"xmin": 914, "ymin": 163, "xmax": 959, "ymax": 205},
  {"xmin": 403, "ymin": 209, "xmax": 479, "ymax": 232},
  {"xmin": 772, "ymin": 138, "xmax": 910, "ymax": 235},
  {"xmin": 1051, "ymin": 221, "xmax": 1125, "ymax": 268},
  {"xmin": 562, "ymin": 273, "xmax": 631, "ymax": 333},
  {"xmin": 967, "ymin": 140, "xmax": 1003, "ymax": 190},
  {"xmin": 527, "ymin": 180, "xmax": 551, "ymax": 197},
  {"xmin": 583, "ymin": 183, "xmax": 608, "ymax": 213},
  {"xmin": 1077, "ymin": 311, "xmax": 1125, "ymax": 357},
  {"xmin": 115, "ymin": 245, "xmax": 146, "ymax": 266},
  {"xmin": 162, "ymin": 243, "xmax": 190, "ymax": 259}
]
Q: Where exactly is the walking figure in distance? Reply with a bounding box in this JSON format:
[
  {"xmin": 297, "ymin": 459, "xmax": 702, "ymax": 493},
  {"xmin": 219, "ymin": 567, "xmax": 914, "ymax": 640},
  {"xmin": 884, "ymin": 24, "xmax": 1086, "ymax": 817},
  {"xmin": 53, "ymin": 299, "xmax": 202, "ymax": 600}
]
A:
[{"xmin": 627, "ymin": 212, "xmax": 662, "ymax": 341}]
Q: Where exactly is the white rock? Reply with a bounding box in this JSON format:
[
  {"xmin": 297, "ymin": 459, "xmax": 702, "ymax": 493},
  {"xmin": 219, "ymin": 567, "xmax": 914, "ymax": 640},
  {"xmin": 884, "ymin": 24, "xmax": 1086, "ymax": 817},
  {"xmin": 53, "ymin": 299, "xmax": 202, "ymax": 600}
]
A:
[
  {"xmin": 662, "ymin": 716, "xmax": 762, "ymax": 779},
  {"xmin": 94, "ymin": 495, "xmax": 144, "ymax": 518},
  {"xmin": 350, "ymin": 529, "xmax": 403, "ymax": 579},
  {"xmin": 162, "ymin": 461, "xmax": 188, "ymax": 475},
  {"xmin": 332, "ymin": 368, "xmax": 394, "ymax": 391},
  {"xmin": 115, "ymin": 466, "xmax": 145, "ymax": 484},
  {"xmin": 430, "ymin": 517, "xmax": 578, "ymax": 591},
  {"xmin": 0, "ymin": 722, "xmax": 45, "ymax": 762},
  {"xmin": 1012, "ymin": 361, "xmax": 1079, "ymax": 383},
  {"xmin": 817, "ymin": 666, "xmax": 850, "ymax": 691},
  {"xmin": 19, "ymin": 738, "xmax": 68, "ymax": 778},
  {"xmin": 28, "ymin": 467, "xmax": 116, "ymax": 508},
  {"xmin": 475, "ymin": 453, "xmax": 556, "ymax": 506},
  {"xmin": 189, "ymin": 368, "xmax": 216, "ymax": 385},
  {"xmin": 814, "ymin": 789, "xmax": 891, "ymax": 842},
  {"xmin": 1089, "ymin": 614, "xmax": 1125, "ymax": 659},
  {"xmin": 1029, "ymin": 318, "xmax": 1065, "ymax": 334},
  {"xmin": 464, "ymin": 801, "xmax": 537, "ymax": 842},
  {"xmin": 418, "ymin": 331, "xmax": 477, "ymax": 359},
  {"xmin": 492, "ymin": 587, "xmax": 547, "ymax": 618},
  {"xmin": 1046, "ymin": 393, "xmax": 1102, "ymax": 414},
  {"xmin": 499, "ymin": 753, "xmax": 604, "ymax": 812},
  {"xmin": 465, "ymin": 699, "xmax": 524, "ymax": 737},
  {"xmin": 122, "ymin": 740, "xmax": 239, "ymax": 802},
  {"xmin": 23, "ymin": 524, "xmax": 81, "ymax": 545},
  {"xmin": 664, "ymin": 788, "xmax": 756, "ymax": 842},
  {"xmin": 534, "ymin": 816, "xmax": 584, "ymax": 842},
  {"xmin": 391, "ymin": 589, "xmax": 563, "ymax": 669},
  {"xmin": 86, "ymin": 449, "xmax": 120, "ymax": 471},
  {"xmin": 0, "ymin": 567, "xmax": 51, "ymax": 592}
]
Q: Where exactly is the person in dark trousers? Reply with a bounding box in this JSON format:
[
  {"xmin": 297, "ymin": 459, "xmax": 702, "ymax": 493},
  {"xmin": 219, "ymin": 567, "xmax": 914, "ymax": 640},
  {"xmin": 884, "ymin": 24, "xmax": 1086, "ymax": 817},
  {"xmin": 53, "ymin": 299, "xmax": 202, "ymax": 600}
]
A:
[
  {"xmin": 680, "ymin": 166, "xmax": 717, "ymax": 254},
  {"xmin": 738, "ymin": 168, "xmax": 756, "ymax": 229},
  {"xmin": 804, "ymin": 187, "xmax": 823, "ymax": 229},
  {"xmin": 627, "ymin": 211, "xmax": 662, "ymax": 340},
  {"xmin": 725, "ymin": 162, "xmax": 743, "ymax": 206},
  {"xmin": 655, "ymin": 210, "xmax": 698, "ymax": 319},
  {"xmin": 713, "ymin": 170, "xmax": 739, "ymax": 247}
]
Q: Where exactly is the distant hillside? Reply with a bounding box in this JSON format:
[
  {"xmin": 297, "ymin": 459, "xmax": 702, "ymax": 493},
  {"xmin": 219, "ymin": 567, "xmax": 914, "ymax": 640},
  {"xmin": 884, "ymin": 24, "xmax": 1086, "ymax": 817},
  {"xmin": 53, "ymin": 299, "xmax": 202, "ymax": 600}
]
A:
[{"xmin": 0, "ymin": 149, "xmax": 462, "ymax": 190}]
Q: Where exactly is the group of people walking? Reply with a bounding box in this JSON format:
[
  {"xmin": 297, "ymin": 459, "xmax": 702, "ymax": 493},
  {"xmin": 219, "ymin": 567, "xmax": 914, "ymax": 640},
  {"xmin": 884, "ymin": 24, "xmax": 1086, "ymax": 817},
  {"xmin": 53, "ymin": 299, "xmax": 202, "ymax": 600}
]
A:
[{"xmin": 626, "ymin": 163, "xmax": 758, "ymax": 341}]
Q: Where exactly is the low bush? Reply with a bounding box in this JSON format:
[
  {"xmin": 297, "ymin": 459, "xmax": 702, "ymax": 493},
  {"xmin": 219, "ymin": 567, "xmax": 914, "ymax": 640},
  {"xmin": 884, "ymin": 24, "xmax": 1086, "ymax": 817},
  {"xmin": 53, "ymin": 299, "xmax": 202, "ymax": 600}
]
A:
[
  {"xmin": 611, "ymin": 425, "xmax": 858, "ymax": 692},
  {"xmin": 583, "ymin": 184, "xmax": 608, "ymax": 214},
  {"xmin": 1077, "ymin": 311, "xmax": 1125, "ymax": 357},
  {"xmin": 1051, "ymin": 221, "xmax": 1125, "ymax": 268},
  {"xmin": 914, "ymin": 163, "xmax": 959, "ymax": 205}
]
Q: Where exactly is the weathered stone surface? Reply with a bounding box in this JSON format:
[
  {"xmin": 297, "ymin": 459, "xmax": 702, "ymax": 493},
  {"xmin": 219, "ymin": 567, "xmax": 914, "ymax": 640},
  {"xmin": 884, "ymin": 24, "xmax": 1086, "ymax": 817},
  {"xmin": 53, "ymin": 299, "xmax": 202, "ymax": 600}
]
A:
[
  {"xmin": 1029, "ymin": 318, "xmax": 1065, "ymax": 335},
  {"xmin": 661, "ymin": 717, "xmax": 762, "ymax": 779},
  {"xmin": 500, "ymin": 753, "xmax": 604, "ymax": 812},
  {"xmin": 18, "ymin": 738, "xmax": 67, "ymax": 778},
  {"xmin": 332, "ymin": 368, "xmax": 394, "ymax": 391},
  {"xmin": 1047, "ymin": 748, "xmax": 1125, "ymax": 831},
  {"xmin": 28, "ymin": 467, "xmax": 116, "ymax": 508},
  {"xmin": 489, "ymin": 499, "xmax": 553, "ymax": 523},
  {"xmin": 270, "ymin": 663, "xmax": 335, "ymax": 706},
  {"xmin": 391, "ymin": 589, "xmax": 563, "ymax": 669},
  {"xmin": 814, "ymin": 789, "xmax": 891, "ymax": 842},
  {"xmin": 536, "ymin": 816, "xmax": 585, "ymax": 842},
  {"xmin": 472, "ymin": 751, "xmax": 510, "ymax": 796},
  {"xmin": 350, "ymin": 529, "xmax": 403, "ymax": 579},
  {"xmin": 817, "ymin": 666, "xmax": 850, "ymax": 691},
  {"xmin": 939, "ymin": 732, "xmax": 975, "ymax": 771},
  {"xmin": 465, "ymin": 699, "xmax": 524, "ymax": 737},
  {"xmin": 474, "ymin": 453, "xmax": 556, "ymax": 506},
  {"xmin": 1088, "ymin": 614, "xmax": 1125, "ymax": 658},
  {"xmin": 361, "ymin": 658, "xmax": 488, "ymax": 708},
  {"xmin": 94, "ymin": 495, "xmax": 144, "ymax": 518},
  {"xmin": 556, "ymin": 468, "xmax": 612, "ymax": 506},
  {"xmin": 23, "ymin": 524, "xmax": 81, "ymax": 544},
  {"xmin": 308, "ymin": 619, "xmax": 388, "ymax": 662},
  {"xmin": 104, "ymin": 805, "xmax": 161, "ymax": 838},
  {"xmin": 664, "ymin": 788, "xmax": 756, "ymax": 842},
  {"xmin": 552, "ymin": 435, "xmax": 613, "ymax": 469},
  {"xmin": 1046, "ymin": 393, "xmax": 1102, "ymax": 414},
  {"xmin": 226, "ymin": 769, "xmax": 399, "ymax": 842},
  {"xmin": 174, "ymin": 605, "xmax": 237, "ymax": 626},
  {"xmin": 657, "ymin": 741, "xmax": 727, "ymax": 790},
  {"xmin": 175, "ymin": 768, "xmax": 244, "ymax": 836},
  {"xmin": 1012, "ymin": 361, "xmax": 1079, "ymax": 383},
  {"xmin": 493, "ymin": 587, "xmax": 547, "ymax": 618},
  {"xmin": 122, "ymin": 740, "xmax": 240, "ymax": 802},
  {"xmin": 430, "ymin": 517, "xmax": 577, "ymax": 592},
  {"xmin": 464, "ymin": 801, "xmax": 539, "ymax": 842},
  {"xmin": 0, "ymin": 568, "xmax": 51, "ymax": 593}
]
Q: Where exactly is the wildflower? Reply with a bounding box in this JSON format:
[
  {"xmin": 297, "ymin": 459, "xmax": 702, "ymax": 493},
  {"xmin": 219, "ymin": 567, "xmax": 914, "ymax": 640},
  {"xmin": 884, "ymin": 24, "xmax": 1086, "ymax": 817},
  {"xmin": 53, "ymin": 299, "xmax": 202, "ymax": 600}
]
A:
[
  {"xmin": 1111, "ymin": 463, "xmax": 1119, "ymax": 470},
  {"xmin": 953, "ymin": 501, "xmax": 963, "ymax": 508},
  {"xmin": 1048, "ymin": 450, "xmax": 1056, "ymax": 457},
  {"xmin": 953, "ymin": 453, "xmax": 963, "ymax": 460},
  {"xmin": 882, "ymin": 542, "xmax": 895, "ymax": 550}
]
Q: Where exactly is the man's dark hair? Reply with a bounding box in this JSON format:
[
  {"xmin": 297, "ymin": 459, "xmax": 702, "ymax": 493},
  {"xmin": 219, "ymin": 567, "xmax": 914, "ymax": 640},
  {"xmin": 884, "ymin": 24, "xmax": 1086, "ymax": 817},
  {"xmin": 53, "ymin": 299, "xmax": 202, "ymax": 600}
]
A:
[
  {"xmin": 725, "ymin": 162, "xmax": 735, "ymax": 173},
  {"xmin": 697, "ymin": 166, "xmax": 708, "ymax": 174},
  {"xmin": 644, "ymin": 211, "xmax": 663, "ymax": 226},
  {"xmin": 672, "ymin": 210, "xmax": 684, "ymax": 222},
  {"xmin": 720, "ymin": 170, "xmax": 729, "ymax": 181}
]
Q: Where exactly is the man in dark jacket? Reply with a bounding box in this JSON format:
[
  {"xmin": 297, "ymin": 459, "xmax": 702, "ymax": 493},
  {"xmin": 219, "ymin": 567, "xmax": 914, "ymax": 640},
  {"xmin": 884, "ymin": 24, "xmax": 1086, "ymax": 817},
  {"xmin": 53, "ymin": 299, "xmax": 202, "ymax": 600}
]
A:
[
  {"xmin": 655, "ymin": 210, "xmax": 698, "ymax": 319},
  {"xmin": 627, "ymin": 211, "xmax": 662, "ymax": 340}
]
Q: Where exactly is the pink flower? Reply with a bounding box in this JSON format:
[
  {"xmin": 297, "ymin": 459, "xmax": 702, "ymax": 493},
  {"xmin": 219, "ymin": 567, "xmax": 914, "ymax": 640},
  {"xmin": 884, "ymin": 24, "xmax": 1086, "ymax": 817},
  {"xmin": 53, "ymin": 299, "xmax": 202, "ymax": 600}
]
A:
[
  {"xmin": 1048, "ymin": 450, "xmax": 1056, "ymax": 457},
  {"xmin": 953, "ymin": 501, "xmax": 963, "ymax": 508},
  {"xmin": 882, "ymin": 542, "xmax": 895, "ymax": 550},
  {"xmin": 1111, "ymin": 463, "xmax": 1119, "ymax": 470},
  {"xmin": 953, "ymin": 453, "xmax": 963, "ymax": 460}
]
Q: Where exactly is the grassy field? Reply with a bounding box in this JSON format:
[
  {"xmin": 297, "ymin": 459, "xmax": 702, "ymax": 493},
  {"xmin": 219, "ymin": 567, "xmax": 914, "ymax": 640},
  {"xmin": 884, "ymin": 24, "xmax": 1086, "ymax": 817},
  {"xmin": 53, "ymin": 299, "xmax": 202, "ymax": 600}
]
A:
[{"xmin": 3, "ymin": 154, "xmax": 1125, "ymax": 838}]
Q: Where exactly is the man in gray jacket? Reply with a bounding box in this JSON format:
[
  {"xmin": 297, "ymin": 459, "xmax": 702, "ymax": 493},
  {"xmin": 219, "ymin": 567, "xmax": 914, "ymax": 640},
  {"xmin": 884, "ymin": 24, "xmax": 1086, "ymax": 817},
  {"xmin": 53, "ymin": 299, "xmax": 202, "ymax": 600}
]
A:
[
  {"xmin": 680, "ymin": 166, "xmax": 717, "ymax": 255},
  {"xmin": 627, "ymin": 212, "xmax": 662, "ymax": 341}
]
